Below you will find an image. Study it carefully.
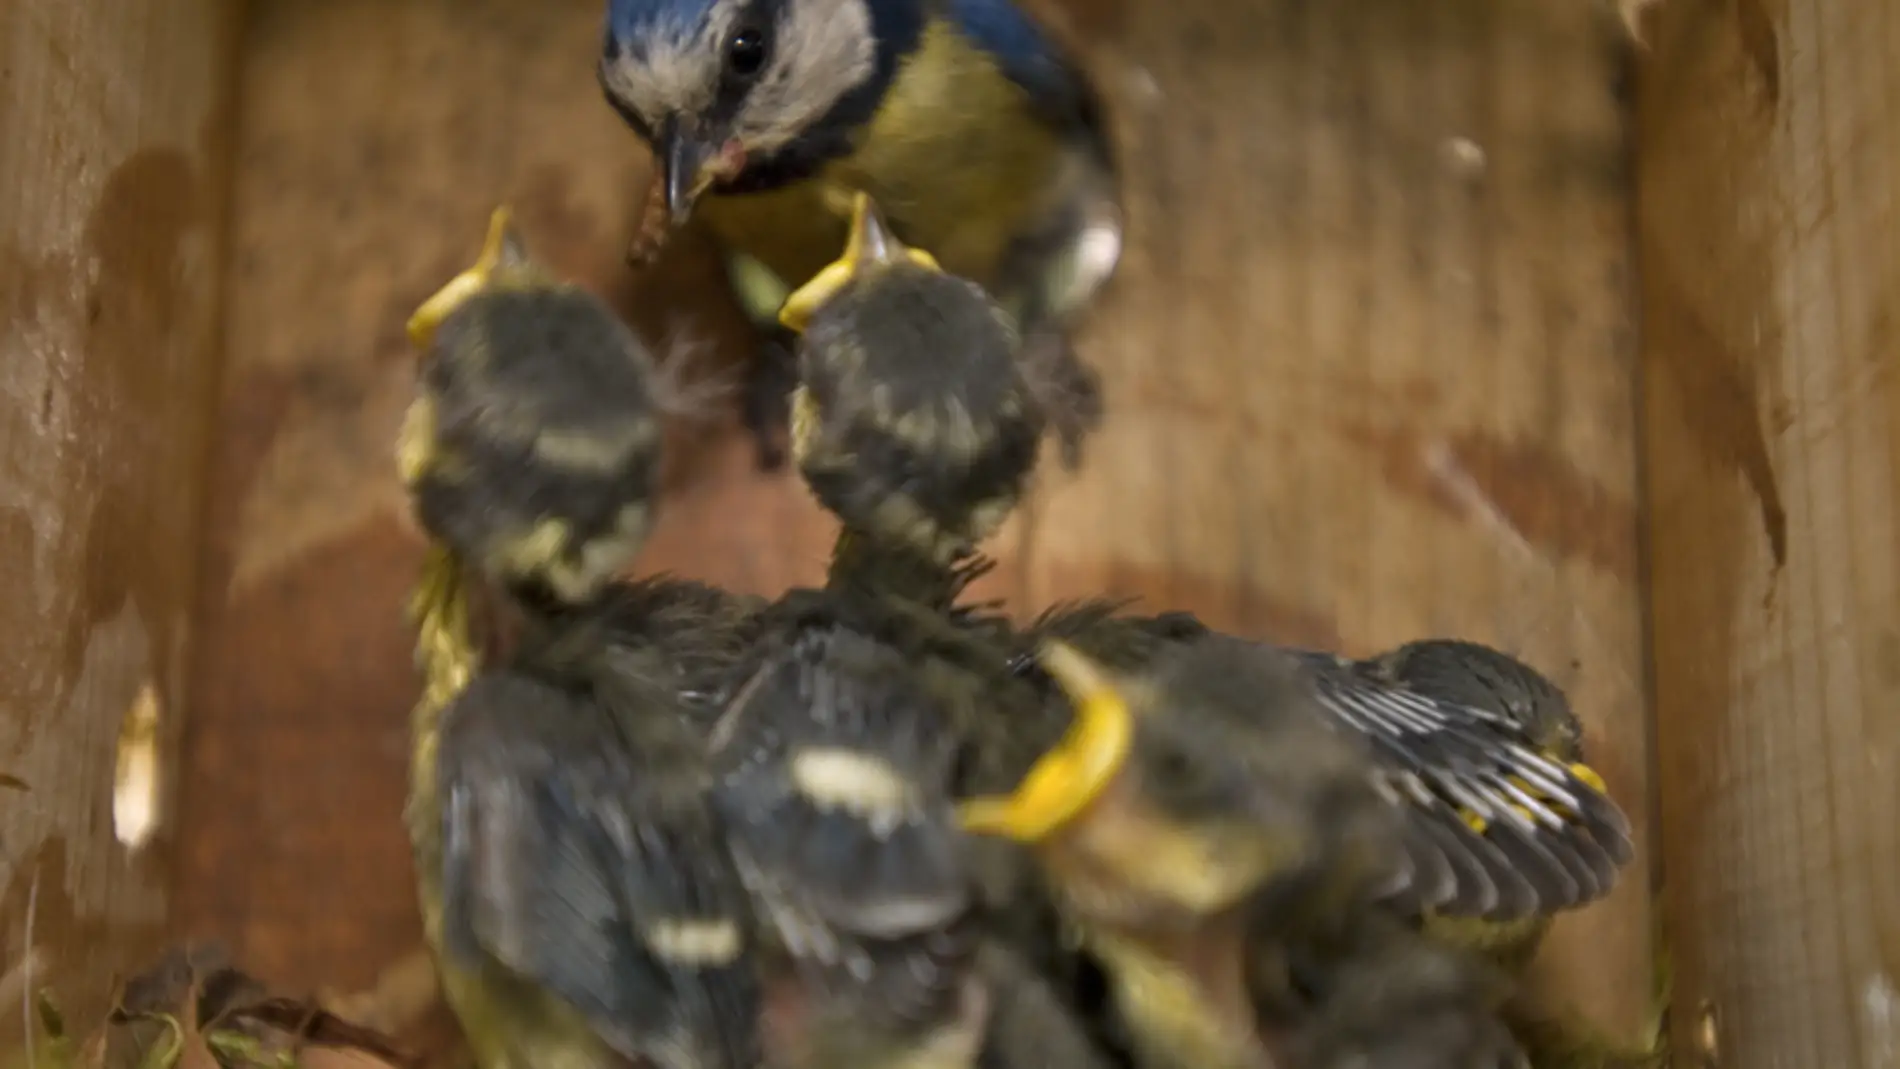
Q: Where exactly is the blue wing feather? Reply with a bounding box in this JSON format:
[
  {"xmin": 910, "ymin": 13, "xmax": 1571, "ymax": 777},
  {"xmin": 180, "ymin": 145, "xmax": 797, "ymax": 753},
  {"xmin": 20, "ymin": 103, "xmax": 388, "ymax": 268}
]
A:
[{"xmin": 939, "ymin": 0, "xmax": 1104, "ymax": 136}]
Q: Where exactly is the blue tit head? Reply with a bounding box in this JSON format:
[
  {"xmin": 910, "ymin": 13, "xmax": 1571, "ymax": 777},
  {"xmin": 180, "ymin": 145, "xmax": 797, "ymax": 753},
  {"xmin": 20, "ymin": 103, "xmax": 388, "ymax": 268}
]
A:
[
  {"xmin": 599, "ymin": 0, "xmax": 927, "ymax": 222},
  {"xmin": 960, "ymin": 639, "xmax": 1402, "ymax": 925}
]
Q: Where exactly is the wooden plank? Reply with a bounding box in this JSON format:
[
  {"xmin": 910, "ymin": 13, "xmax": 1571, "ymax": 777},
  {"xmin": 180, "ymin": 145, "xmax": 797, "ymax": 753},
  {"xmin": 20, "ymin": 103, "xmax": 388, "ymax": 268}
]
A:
[
  {"xmin": 0, "ymin": 0, "xmax": 240, "ymax": 1047},
  {"xmin": 1638, "ymin": 0, "xmax": 1900, "ymax": 1065},
  {"xmin": 177, "ymin": 0, "xmax": 1654, "ymax": 1043},
  {"xmin": 1019, "ymin": 0, "xmax": 1655, "ymax": 1040}
]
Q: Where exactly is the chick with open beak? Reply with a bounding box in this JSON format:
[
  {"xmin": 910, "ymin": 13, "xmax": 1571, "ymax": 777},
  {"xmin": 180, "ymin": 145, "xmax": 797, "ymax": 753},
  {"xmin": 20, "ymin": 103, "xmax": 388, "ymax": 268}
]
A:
[{"xmin": 960, "ymin": 639, "xmax": 1409, "ymax": 1069}]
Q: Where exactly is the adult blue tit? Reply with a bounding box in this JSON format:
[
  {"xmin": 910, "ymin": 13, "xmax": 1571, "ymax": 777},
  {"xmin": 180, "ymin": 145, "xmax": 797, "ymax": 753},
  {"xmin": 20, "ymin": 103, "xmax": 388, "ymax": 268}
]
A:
[{"xmin": 598, "ymin": 0, "xmax": 1122, "ymax": 471}]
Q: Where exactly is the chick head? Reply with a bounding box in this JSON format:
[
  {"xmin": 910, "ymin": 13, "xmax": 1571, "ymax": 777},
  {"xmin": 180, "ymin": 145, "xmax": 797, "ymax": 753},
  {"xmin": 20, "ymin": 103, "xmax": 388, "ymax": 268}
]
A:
[
  {"xmin": 406, "ymin": 206, "xmax": 550, "ymax": 349},
  {"xmin": 777, "ymin": 192, "xmax": 1045, "ymax": 560},
  {"xmin": 961, "ymin": 639, "xmax": 1398, "ymax": 929},
  {"xmin": 399, "ymin": 207, "xmax": 666, "ymax": 605}
]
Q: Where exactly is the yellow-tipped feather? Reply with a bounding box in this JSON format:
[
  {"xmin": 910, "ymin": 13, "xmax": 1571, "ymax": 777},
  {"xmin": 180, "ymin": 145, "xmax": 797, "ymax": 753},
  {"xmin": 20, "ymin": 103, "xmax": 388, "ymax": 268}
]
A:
[
  {"xmin": 409, "ymin": 542, "xmax": 478, "ymax": 716},
  {"xmin": 788, "ymin": 385, "xmax": 822, "ymax": 470},
  {"xmin": 958, "ymin": 641, "xmax": 1133, "ymax": 842},
  {"xmin": 1569, "ymin": 762, "xmax": 1608, "ymax": 794},
  {"xmin": 407, "ymin": 206, "xmax": 520, "ymax": 348},
  {"xmin": 779, "ymin": 191, "xmax": 942, "ymax": 333}
]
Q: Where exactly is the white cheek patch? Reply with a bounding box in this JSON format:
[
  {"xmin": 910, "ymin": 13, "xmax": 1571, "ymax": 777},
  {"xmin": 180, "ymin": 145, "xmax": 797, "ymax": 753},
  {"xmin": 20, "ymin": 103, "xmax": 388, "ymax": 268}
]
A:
[
  {"xmin": 601, "ymin": 13, "xmax": 725, "ymax": 128},
  {"xmin": 734, "ymin": 0, "xmax": 877, "ymax": 154}
]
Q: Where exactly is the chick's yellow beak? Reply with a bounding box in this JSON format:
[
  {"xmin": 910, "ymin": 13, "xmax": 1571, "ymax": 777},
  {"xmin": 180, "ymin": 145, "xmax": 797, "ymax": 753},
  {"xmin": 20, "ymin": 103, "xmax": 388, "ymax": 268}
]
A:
[
  {"xmin": 406, "ymin": 206, "xmax": 521, "ymax": 349},
  {"xmin": 777, "ymin": 190, "xmax": 942, "ymax": 333},
  {"xmin": 958, "ymin": 641, "xmax": 1134, "ymax": 843}
]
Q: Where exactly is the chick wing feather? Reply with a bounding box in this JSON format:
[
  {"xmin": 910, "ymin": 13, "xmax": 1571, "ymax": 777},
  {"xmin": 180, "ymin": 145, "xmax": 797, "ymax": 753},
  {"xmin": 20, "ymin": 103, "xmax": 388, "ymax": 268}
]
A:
[{"xmin": 437, "ymin": 668, "xmax": 759, "ymax": 1069}]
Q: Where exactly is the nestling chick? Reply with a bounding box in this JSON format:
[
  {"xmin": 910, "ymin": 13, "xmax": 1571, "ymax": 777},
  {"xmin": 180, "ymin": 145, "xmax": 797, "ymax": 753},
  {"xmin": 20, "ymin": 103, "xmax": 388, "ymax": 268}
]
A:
[
  {"xmin": 973, "ymin": 939, "xmax": 1121, "ymax": 1069},
  {"xmin": 400, "ymin": 207, "xmax": 763, "ymax": 1069},
  {"xmin": 599, "ymin": 0, "xmax": 1121, "ymax": 470},
  {"xmin": 1353, "ymin": 638, "xmax": 1587, "ymax": 973},
  {"xmin": 515, "ymin": 574, "xmax": 770, "ymax": 741},
  {"xmin": 426, "ymin": 657, "xmax": 763, "ymax": 1069},
  {"xmin": 960, "ymin": 637, "xmax": 1411, "ymax": 1069},
  {"xmin": 1277, "ymin": 908, "xmax": 1529, "ymax": 1069},
  {"xmin": 1011, "ymin": 610, "xmax": 1639, "ymax": 928},
  {"xmin": 962, "ymin": 613, "xmax": 1640, "ymax": 1069},
  {"xmin": 707, "ymin": 623, "xmax": 986, "ymax": 1069},
  {"xmin": 1364, "ymin": 640, "xmax": 1582, "ymax": 761},
  {"xmin": 768, "ymin": 193, "xmax": 1085, "ymax": 1005},
  {"xmin": 1349, "ymin": 638, "xmax": 1667, "ymax": 1069},
  {"xmin": 777, "ymin": 192, "xmax": 1047, "ymax": 602},
  {"xmin": 405, "ymin": 552, "xmax": 766, "ymax": 1069},
  {"xmin": 400, "ymin": 206, "xmax": 664, "ymax": 606},
  {"xmin": 1154, "ymin": 631, "xmax": 1639, "ymax": 929},
  {"xmin": 710, "ymin": 195, "xmax": 1108, "ymax": 1057}
]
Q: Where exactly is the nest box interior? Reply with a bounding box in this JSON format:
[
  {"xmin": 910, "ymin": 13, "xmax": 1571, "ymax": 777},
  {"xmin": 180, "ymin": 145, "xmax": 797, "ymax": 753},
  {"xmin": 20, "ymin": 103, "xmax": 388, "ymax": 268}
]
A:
[{"xmin": 1, "ymin": 0, "xmax": 1894, "ymax": 1066}]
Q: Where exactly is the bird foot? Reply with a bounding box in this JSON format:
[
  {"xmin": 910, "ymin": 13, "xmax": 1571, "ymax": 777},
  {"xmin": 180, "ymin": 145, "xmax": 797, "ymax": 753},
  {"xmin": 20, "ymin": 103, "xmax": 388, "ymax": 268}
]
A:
[{"xmin": 742, "ymin": 327, "xmax": 800, "ymax": 472}]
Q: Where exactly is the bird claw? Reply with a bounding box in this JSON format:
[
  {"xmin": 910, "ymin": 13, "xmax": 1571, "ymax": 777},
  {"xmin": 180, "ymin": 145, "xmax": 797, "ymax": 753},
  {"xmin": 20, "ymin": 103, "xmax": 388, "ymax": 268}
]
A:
[{"xmin": 743, "ymin": 327, "xmax": 800, "ymax": 472}]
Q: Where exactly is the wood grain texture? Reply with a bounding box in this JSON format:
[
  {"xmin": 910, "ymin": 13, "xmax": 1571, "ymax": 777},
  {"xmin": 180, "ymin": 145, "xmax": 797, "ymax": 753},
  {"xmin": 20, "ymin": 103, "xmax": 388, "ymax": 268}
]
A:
[
  {"xmin": 172, "ymin": 0, "xmax": 1654, "ymax": 1041},
  {"xmin": 0, "ymin": 0, "xmax": 239, "ymax": 1047},
  {"xmin": 1639, "ymin": 0, "xmax": 1900, "ymax": 1066},
  {"xmin": 1020, "ymin": 0, "xmax": 1656, "ymax": 1038}
]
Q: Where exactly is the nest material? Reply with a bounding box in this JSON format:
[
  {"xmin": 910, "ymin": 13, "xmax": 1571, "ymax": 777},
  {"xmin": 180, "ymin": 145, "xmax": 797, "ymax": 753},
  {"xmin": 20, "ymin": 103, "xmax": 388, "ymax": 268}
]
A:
[
  {"xmin": 14, "ymin": 945, "xmax": 448, "ymax": 1069},
  {"xmin": 625, "ymin": 174, "xmax": 673, "ymax": 267}
]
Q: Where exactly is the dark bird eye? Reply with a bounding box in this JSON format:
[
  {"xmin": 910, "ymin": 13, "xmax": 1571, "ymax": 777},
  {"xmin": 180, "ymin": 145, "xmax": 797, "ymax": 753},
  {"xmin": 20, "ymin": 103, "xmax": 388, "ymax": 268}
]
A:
[{"xmin": 724, "ymin": 27, "xmax": 769, "ymax": 78}]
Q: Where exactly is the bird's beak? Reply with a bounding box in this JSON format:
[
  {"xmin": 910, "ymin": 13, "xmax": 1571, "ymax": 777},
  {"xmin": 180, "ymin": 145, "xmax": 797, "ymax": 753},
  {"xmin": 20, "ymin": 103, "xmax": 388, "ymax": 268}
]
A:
[
  {"xmin": 406, "ymin": 206, "xmax": 525, "ymax": 349},
  {"xmin": 658, "ymin": 116, "xmax": 745, "ymax": 225},
  {"xmin": 958, "ymin": 640, "xmax": 1134, "ymax": 843},
  {"xmin": 778, "ymin": 191, "xmax": 942, "ymax": 333}
]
